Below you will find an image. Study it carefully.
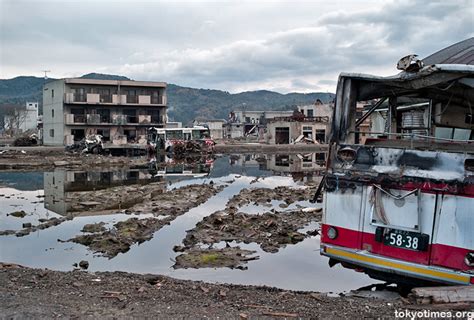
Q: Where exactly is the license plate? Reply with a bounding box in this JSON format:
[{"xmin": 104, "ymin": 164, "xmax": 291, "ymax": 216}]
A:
[{"xmin": 382, "ymin": 229, "xmax": 428, "ymax": 251}]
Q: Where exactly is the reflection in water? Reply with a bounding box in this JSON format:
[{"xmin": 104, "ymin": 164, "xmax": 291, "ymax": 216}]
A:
[
  {"xmin": 0, "ymin": 152, "xmax": 381, "ymax": 292},
  {"xmin": 44, "ymin": 155, "xmax": 215, "ymax": 216}
]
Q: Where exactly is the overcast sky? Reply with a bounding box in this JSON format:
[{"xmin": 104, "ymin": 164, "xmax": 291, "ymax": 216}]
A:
[{"xmin": 1, "ymin": 0, "xmax": 473, "ymax": 93}]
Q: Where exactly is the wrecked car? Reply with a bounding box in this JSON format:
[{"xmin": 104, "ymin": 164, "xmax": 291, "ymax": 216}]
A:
[
  {"xmin": 65, "ymin": 134, "xmax": 104, "ymax": 154},
  {"xmin": 320, "ymin": 38, "xmax": 474, "ymax": 288}
]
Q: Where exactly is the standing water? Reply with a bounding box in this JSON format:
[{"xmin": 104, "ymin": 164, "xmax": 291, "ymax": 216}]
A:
[{"xmin": 0, "ymin": 154, "xmax": 378, "ymax": 292}]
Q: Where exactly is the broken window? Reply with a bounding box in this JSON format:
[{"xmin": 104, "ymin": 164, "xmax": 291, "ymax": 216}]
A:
[
  {"xmin": 275, "ymin": 154, "xmax": 290, "ymax": 167},
  {"xmin": 71, "ymin": 129, "xmax": 85, "ymax": 142},
  {"xmin": 303, "ymin": 126, "xmax": 313, "ymax": 139},
  {"xmin": 97, "ymin": 129, "xmax": 110, "ymax": 142},
  {"xmin": 123, "ymin": 129, "xmax": 137, "ymax": 143},
  {"xmin": 275, "ymin": 127, "xmax": 290, "ymax": 144},
  {"xmin": 315, "ymin": 129, "xmax": 326, "ymax": 143},
  {"xmin": 123, "ymin": 109, "xmax": 137, "ymax": 123},
  {"xmin": 97, "ymin": 109, "xmax": 110, "ymax": 123}
]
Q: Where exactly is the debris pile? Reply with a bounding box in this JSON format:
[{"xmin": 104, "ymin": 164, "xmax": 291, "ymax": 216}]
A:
[
  {"xmin": 65, "ymin": 134, "xmax": 104, "ymax": 154},
  {"xmin": 178, "ymin": 209, "xmax": 321, "ymax": 255},
  {"xmin": 13, "ymin": 134, "xmax": 38, "ymax": 146},
  {"xmin": 173, "ymin": 247, "xmax": 259, "ymax": 269},
  {"xmin": 0, "ymin": 216, "xmax": 72, "ymax": 237},
  {"xmin": 226, "ymin": 186, "xmax": 315, "ymax": 210},
  {"xmin": 68, "ymin": 183, "xmax": 224, "ymax": 257}
]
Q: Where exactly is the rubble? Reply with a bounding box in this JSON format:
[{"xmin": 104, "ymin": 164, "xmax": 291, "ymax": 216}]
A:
[
  {"xmin": 65, "ymin": 134, "xmax": 104, "ymax": 154},
  {"xmin": 79, "ymin": 260, "xmax": 89, "ymax": 270},
  {"xmin": 8, "ymin": 210, "xmax": 27, "ymax": 218},
  {"xmin": 179, "ymin": 209, "xmax": 322, "ymax": 255},
  {"xmin": 173, "ymin": 247, "xmax": 259, "ymax": 269},
  {"xmin": 67, "ymin": 183, "xmax": 224, "ymax": 257},
  {"xmin": 13, "ymin": 134, "xmax": 38, "ymax": 147},
  {"xmin": 81, "ymin": 223, "xmax": 106, "ymax": 233},
  {"xmin": 0, "ymin": 264, "xmax": 403, "ymax": 318},
  {"xmin": 226, "ymin": 186, "xmax": 315, "ymax": 210}
]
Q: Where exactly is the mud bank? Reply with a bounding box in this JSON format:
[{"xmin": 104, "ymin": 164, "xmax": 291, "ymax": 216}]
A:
[
  {"xmin": 67, "ymin": 184, "xmax": 224, "ymax": 257},
  {"xmin": 226, "ymin": 186, "xmax": 316, "ymax": 210},
  {"xmin": 0, "ymin": 148, "xmax": 147, "ymax": 171},
  {"xmin": 171, "ymin": 185, "xmax": 321, "ymax": 269},
  {"xmin": 214, "ymin": 143, "xmax": 328, "ymax": 153},
  {"xmin": 0, "ymin": 263, "xmax": 405, "ymax": 319}
]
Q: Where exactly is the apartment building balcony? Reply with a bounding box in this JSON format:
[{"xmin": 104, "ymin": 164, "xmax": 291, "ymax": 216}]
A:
[
  {"xmin": 65, "ymin": 114, "xmax": 111, "ymax": 125},
  {"xmin": 65, "ymin": 114, "xmax": 164, "ymax": 126},
  {"xmin": 65, "ymin": 93, "xmax": 166, "ymax": 106}
]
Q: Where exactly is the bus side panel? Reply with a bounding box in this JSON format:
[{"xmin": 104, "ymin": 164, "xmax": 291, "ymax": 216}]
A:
[
  {"xmin": 360, "ymin": 186, "xmax": 437, "ymax": 265},
  {"xmin": 431, "ymin": 195, "xmax": 474, "ymax": 271},
  {"xmin": 322, "ymin": 185, "xmax": 365, "ymax": 249}
]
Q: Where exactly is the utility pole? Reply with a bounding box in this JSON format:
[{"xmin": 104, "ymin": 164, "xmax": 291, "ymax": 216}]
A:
[{"xmin": 42, "ymin": 70, "xmax": 51, "ymax": 79}]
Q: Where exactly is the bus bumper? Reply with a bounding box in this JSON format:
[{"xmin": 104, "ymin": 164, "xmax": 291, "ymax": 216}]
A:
[{"xmin": 321, "ymin": 244, "xmax": 473, "ymax": 285}]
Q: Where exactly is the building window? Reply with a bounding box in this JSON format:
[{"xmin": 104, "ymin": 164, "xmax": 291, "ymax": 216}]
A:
[
  {"xmin": 316, "ymin": 129, "xmax": 326, "ymax": 143},
  {"xmin": 49, "ymin": 129, "xmax": 54, "ymax": 137},
  {"xmin": 96, "ymin": 129, "xmax": 110, "ymax": 141},
  {"xmin": 303, "ymin": 126, "xmax": 313, "ymax": 139},
  {"xmin": 307, "ymin": 109, "xmax": 314, "ymax": 117},
  {"xmin": 52, "ymin": 89, "xmax": 54, "ymax": 98},
  {"xmin": 52, "ymin": 109, "xmax": 55, "ymax": 118}
]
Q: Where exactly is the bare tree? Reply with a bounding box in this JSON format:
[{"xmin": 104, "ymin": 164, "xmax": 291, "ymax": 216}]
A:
[{"xmin": 3, "ymin": 106, "xmax": 28, "ymax": 136}]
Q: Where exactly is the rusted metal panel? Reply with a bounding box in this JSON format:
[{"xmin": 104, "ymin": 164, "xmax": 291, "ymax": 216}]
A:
[{"xmin": 423, "ymin": 37, "xmax": 474, "ymax": 66}]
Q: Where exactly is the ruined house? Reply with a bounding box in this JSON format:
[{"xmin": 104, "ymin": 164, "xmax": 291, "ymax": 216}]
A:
[{"xmin": 266, "ymin": 101, "xmax": 333, "ymax": 144}]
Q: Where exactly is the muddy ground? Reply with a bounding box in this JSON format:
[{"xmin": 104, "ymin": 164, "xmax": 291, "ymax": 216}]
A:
[
  {"xmin": 0, "ymin": 148, "xmax": 147, "ymax": 171},
  {"xmin": 0, "ymin": 263, "xmax": 406, "ymax": 319},
  {"xmin": 172, "ymin": 185, "xmax": 321, "ymax": 269},
  {"xmin": 67, "ymin": 183, "xmax": 224, "ymax": 258}
]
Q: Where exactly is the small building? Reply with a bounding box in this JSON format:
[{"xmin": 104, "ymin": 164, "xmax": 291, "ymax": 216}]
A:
[
  {"xmin": 22, "ymin": 102, "xmax": 39, "ymax": 132},
  {"xmin": 193, "ymin": 118, "xmax": 226, "ymax": 139},
  {"xmin": 266, "ymin": 102, "xmax": 333, "ymax": 144},
  {"xmin": 3, "ymin": 102, "xmax": 39, "ymax": 134},
  {"xmin": 42, "ymin": 78, "xmax": 167, "ymax": 146},
  {"xmin": 226, "ymin": 110, "xmax": 293, "ymax": 139}
]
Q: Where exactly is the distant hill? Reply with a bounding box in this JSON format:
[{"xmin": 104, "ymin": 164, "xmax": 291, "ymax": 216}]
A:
[
  {"xmin": 0, "ymin": 73, "xmax": 334, "ymax": 125},
  {"xmin": 80, "ymin": 73, "xmax": 131, "ymax": 81}
]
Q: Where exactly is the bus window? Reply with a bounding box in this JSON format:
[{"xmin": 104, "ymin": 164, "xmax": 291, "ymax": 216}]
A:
[
  {"xmin": 192, "ymin": 130, "xmax": 204, "ymax": 139},
  {"xmin": 167, "ymin": 130, "xmax": 183, "ymax": 140}
]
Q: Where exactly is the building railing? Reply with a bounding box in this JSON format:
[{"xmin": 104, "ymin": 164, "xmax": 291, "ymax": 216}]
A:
[
  {"xmin": 65, "ymin": 113, "xmax": 164, "ymax": 125},
  {"xmin": 270, "ymin": 116, "xmax": 330, "ymax": 123},
  {"xmin": 65, "ymin": 93, "xmax": 166, "ymax": 105}
]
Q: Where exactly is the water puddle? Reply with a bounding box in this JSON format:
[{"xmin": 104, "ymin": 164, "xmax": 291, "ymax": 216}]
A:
[{"xmin": 0, "ymin": 153, "xmax": 379, "ymax": 292}]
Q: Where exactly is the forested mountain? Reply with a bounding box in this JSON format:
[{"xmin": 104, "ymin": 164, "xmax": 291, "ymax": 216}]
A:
[{"xmin": 0, "ymin": 73, "xmax": 334, "ymax": 125}]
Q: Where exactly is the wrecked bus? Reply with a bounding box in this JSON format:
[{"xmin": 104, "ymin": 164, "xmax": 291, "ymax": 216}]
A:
[
  {"xmin": 320, "ymin": 46, "xmax": 474, "ymax": 287},
  {"xmin": 147, "ymin": 126, "xmax": 214, "ymax": 154}
]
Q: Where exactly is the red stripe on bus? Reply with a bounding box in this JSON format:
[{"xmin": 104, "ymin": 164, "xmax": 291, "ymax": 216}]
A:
[{"xmin": 321, "ymin": 224, "xmax": 473, "ymax": 272}]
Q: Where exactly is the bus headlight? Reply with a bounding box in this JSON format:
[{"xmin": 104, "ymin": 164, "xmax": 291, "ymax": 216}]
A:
[
  {"xmin": 327, "ymin": 227, "xmax": 338, "ymax": 240},
  {"xmin": 465, "ymin": 252, "xmax": 474, "ymax": 267},
  {"xmin": 337, "ymin": 147, "xmax": 357, "ymax": 164}
]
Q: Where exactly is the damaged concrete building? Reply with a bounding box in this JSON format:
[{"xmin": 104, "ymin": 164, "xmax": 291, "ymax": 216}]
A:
[
  {"xmin": 266, "ymin": 101, "xmax": 333, "ymax": 144},
  {"xmin": 42, "ymin": 78, "xmax": 167, "ymax": 146},
  {"xmin": 225, "ymin": 101, "xmax": 334, "ymax": 143},
  {"xmin": 226, "ymin": 110, "xmax": 294, "ymax": 139}
]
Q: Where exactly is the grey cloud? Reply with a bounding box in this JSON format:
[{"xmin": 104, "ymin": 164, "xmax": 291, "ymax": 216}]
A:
[{"xmin": 1, "ymin": 0, "xmax": 473, "ymax": 93}]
